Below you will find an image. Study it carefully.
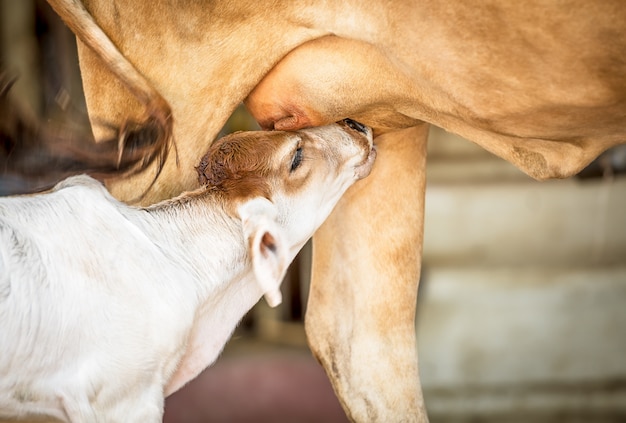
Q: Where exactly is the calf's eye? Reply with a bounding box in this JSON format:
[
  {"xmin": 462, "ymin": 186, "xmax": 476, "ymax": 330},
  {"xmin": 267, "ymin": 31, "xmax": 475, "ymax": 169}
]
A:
[{"xmin": 290, "ymin": 147, "xmax": 303, "ymax": 172}]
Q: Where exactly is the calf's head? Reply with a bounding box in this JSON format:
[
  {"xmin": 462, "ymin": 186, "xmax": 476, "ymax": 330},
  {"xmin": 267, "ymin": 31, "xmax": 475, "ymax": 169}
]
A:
[{"xmin": 197, "ymin": 119, "xmax": 376, "ymax": 306}]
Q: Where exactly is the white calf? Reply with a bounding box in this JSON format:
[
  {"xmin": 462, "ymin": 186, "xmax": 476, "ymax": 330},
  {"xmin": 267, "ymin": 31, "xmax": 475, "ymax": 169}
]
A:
[{"xmin": 0, "ymin": 120, "xmax": 376, "ymax": 422}]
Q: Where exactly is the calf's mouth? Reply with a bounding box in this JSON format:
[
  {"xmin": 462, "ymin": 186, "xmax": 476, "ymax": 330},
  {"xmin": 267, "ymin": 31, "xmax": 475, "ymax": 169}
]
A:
[
  {"xmin": 354, "ymin": 145, "xmax": 377, "ymax": 180},
  {"xmin": 336, "ymin": 118, "xmax": 376, "ymax": 180}
]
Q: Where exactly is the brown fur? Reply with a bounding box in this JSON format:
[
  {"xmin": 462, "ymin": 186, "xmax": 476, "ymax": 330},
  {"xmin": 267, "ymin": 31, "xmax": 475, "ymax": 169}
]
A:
[{"xmin": 196, "ymin": 132, "xmax": 275, "ymax": 201}]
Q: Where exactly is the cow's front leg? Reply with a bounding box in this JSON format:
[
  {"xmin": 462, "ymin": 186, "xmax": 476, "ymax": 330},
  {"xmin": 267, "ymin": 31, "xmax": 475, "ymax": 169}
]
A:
[{"xmin": 306, "ymin": 124, "xmax": 429, "ymax": 422}]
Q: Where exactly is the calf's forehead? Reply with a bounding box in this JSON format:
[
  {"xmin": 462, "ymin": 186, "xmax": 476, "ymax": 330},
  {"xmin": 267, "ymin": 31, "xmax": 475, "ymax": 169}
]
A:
[
  {"xmin": 197, "ymin": 132, "xmax": 293, "ymax": 181},
  {"xmin": 195, "ymin": 131, "xmax": 302, "ymax": 202}
]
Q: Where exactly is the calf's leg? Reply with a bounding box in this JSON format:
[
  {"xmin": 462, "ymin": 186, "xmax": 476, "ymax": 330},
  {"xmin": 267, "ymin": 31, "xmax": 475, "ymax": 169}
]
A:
[{"xmin": 306, "ymin": 124, "xmax": 429, "ymax": 422}]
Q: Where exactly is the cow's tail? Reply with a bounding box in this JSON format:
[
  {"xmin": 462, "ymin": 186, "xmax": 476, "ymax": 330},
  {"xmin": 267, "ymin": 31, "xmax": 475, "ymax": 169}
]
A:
[
  {"xmin": 0, "ymin": 73, "xmax": 168, "ymax": 196},
  {"xmin": 44, "ymin": 0, "xmax": 174, "ymax": 189}
]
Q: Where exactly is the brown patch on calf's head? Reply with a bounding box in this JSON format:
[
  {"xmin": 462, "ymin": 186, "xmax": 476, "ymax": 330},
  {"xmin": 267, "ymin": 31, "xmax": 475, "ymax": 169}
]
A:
[{"xmin": 196, "ymin": 132, "xmax": 277, "ymax": 201}]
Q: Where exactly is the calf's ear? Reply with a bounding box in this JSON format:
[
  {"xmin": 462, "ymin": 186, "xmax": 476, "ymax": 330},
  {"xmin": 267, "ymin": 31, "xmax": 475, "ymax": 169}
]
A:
[{"xmin": 237, "ymin": 198, "xmax": 287, "ymax": 307}]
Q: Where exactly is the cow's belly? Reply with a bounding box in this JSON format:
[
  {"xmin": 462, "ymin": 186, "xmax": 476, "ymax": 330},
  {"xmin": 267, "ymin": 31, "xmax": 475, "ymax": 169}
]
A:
[{"xmin": 246, "ymin": 32, "xmax": 626, "ymax": 180}]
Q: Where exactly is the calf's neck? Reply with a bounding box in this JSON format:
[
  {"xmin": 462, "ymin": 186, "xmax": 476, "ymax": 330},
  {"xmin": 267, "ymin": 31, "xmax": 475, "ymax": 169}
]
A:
[{"xmin": 0, "ymin": 120, "xmax": 375, "ymax": 422}]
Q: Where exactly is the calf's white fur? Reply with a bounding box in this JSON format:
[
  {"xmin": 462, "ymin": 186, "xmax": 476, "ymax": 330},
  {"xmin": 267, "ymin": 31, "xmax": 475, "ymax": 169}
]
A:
[{"xmin": 0, "ymin": 120, "xmax": 375, "ymax": 422}]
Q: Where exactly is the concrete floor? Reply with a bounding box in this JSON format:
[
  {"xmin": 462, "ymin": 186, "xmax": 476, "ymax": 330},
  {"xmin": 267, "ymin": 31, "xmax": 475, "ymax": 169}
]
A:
[{"xmin": 163, "ymin": 336, "xmax": 349, "ymax": 423}]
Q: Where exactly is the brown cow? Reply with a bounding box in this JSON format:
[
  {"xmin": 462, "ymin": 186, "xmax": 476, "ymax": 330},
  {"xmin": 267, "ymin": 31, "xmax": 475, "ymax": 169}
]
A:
[{"xmin": 46, "ymin": 1, "xmax": 626, "ymax": 422}]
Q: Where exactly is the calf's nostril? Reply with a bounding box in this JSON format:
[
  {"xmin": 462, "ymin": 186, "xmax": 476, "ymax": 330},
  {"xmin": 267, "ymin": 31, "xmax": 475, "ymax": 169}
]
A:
[{"xmin": 342, "ymin": 118, "xmax": 368, "ymax": 134}]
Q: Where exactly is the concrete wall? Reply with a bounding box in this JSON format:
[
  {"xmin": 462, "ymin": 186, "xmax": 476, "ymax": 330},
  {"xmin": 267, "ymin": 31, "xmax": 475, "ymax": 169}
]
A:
[{"xmin": 418, "ymin": 127, "xmax": 626, "ymax": 422}]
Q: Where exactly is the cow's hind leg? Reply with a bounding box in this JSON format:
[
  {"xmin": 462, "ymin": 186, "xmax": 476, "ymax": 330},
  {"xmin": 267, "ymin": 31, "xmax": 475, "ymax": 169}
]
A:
[{"xmin": 307, "ymin": 124, "xmax": 429, "ymax": 422}]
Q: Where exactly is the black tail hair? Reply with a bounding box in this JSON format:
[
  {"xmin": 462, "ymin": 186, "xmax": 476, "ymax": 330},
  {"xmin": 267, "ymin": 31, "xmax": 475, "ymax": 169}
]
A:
[{"xmin": 0, "ymin": 74, "xmax": 171, "ymax": 196}]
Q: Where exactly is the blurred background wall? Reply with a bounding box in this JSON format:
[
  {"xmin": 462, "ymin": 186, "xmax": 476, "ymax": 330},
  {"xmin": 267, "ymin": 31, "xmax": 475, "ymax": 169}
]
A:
[{"xmin": 1, "ymin": 2, "xmax": 625, "ymax": 422}]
